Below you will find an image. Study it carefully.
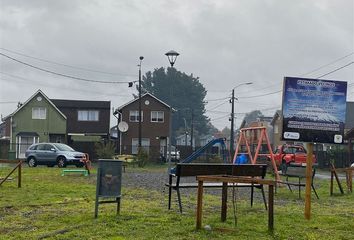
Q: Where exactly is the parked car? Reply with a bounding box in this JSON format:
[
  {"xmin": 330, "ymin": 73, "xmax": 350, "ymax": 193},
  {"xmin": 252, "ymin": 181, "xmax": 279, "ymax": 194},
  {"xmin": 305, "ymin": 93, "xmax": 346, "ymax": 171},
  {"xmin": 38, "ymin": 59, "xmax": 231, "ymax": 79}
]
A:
[
  {"xmin": 25, "ymin": 143, "xmax": 86, "ymax": 168},
  {"xmin": 167, "ymin": 146, "xmax": 181, "ymax": 162},
  {"xmin": 267, "ymin": 144, "xmax": 317, "ymax": 173}
]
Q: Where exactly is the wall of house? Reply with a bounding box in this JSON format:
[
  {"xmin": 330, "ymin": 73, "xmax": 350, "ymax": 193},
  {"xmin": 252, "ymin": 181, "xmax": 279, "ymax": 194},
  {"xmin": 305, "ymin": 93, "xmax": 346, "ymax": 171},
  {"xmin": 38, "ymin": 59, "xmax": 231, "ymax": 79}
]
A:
[
  {"xmin": 11, "ymin": 93, "xmax": 66, "ymax": 144},
  {"xmin": 120, "ymin": 95, "xmax": 170, "ymax": 155},
  {"xmin": 57, "ymin": 104, "xmax": 110, "ymax": 134}
]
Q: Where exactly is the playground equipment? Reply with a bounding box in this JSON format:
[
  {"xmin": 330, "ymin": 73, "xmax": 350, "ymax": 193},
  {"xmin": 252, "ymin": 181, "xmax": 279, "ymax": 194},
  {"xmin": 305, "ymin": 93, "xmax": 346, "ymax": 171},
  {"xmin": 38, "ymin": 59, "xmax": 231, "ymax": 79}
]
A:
[
  {"xmin": 181, "ymin": 138, "xmax": 229, "ymax": 164},
  {"xmin": 169, "ymin": 138, "xmax": 229, "ymax": 174},
  {"xmin": 0, "ymin": 160, "xmax": 22, "ymax": 188},
  {"xmin": 233, "ymin": 126, "xmax": 280, "ymax": 181}
]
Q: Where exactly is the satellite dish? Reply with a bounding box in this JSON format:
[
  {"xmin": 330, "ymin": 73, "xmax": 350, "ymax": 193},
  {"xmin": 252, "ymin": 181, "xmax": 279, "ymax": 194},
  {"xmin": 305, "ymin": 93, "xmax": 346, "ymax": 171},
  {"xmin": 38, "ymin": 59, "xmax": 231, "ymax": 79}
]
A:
[{"xmin": 118, "ymin": 121, "xmax": 129, "ymax": 132}]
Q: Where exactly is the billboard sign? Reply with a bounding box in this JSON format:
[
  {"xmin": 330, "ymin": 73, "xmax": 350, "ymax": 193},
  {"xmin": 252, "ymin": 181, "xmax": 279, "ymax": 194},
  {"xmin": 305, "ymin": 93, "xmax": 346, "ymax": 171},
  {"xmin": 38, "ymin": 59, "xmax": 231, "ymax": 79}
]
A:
[{"xmin": 282, "ymin": 77, "xmax": 347, "ymax": 144}]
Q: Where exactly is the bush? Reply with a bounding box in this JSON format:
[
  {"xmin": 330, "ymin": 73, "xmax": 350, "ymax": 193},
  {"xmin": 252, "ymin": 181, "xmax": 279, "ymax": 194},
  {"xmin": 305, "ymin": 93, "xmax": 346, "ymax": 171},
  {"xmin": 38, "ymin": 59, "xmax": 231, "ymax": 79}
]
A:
[
  {"xmin": 94, "ymin": 141, "xmax": 115, "ymax": 159},
  {"xmin": 135, "ymin": 148, "xmax": 149, "ymax": 167}
]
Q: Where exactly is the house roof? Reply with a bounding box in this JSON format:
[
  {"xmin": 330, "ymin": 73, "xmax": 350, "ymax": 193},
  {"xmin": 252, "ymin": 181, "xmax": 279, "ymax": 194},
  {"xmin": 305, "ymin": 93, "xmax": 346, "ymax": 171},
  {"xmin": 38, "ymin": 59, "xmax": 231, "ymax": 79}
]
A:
[
  {"xmin": 51, "ymin": 99, "xmax": 111, "ymax": 109},
  {"xmin": 345, "ymin": 102, "xmax": 354, "ymax": 130},
  {"xmin": 2, "ymin": 89, "xmax": 66, "ymax": 120},
  {"xmin": 118, "ymin": 92, "xmax": 171, "ymax": 110}
]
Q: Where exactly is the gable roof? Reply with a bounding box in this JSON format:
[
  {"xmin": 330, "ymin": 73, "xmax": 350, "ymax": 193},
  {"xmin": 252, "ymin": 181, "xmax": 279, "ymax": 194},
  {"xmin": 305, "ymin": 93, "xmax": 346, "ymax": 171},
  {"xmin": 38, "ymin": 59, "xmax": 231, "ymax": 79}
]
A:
[
  {"xmin": 51, "ymin": 99, "xmax": 110, "ymax": 109},
  {"xmin": 3, "ymin": 89, "xmax": 66, "ymax": 120},
  {"xmin": 118, "ymin": 92, "xmax": 171, "ymax": 110}
]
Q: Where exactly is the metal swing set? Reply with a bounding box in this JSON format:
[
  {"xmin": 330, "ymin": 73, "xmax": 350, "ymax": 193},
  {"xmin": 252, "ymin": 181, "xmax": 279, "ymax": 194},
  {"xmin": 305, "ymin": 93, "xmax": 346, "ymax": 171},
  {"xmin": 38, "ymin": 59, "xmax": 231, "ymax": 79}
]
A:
[{"xmin": 232, "ymin": 126, "xmax": 281, "ymax": 181}]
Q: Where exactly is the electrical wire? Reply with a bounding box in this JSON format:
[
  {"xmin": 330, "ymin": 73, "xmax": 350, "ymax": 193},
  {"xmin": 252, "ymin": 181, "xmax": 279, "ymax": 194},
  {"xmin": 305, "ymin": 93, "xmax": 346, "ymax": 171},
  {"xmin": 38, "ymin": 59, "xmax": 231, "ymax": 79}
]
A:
[
  {"xmin": 300, "ymin": 52, "xmax": 354, "ymax": 77},
  {"xmin": 0, "ymin": 52, "xmax": 135, "ymax": 84},
  {"xmin": 206, "ymin": 100, "xmax": 229, "ymax": 111},
  {"xmin": 316, "ymin": 61, "xmax": 354, "ymax": 79},
  {"xmin": 0, "ymin": 47, "xmax": 137, "ymax": 77},
  {"xmin": 0, "ymin": 72, "xmax": 132, "ymax": 97}
]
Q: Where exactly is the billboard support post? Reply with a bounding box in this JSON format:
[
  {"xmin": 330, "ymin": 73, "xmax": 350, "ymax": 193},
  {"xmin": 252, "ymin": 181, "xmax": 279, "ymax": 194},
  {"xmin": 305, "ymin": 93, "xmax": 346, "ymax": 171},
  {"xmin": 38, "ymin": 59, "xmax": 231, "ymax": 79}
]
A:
[{"xmin": 304, "ymin": 142, "xmax": 314, "ymax": 220}]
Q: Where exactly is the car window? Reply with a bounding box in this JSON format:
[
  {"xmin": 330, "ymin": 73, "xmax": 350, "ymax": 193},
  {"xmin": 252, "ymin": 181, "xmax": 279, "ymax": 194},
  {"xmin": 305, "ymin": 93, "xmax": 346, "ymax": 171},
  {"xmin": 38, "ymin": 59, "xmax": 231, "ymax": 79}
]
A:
[
  {"xmin": 44, "ymin": 144, "xmax": 54, "ymax": 151},
  {"xmin": 36, "ymin": 144, "xmax": 46, "ymax": 151},
  {"xmin": 29, "ymin": 145, "xmax": 38, "ymax": 150},
  {"xmin": 53, "ymin": 143, "xmax": 74, "ymax": 151}
]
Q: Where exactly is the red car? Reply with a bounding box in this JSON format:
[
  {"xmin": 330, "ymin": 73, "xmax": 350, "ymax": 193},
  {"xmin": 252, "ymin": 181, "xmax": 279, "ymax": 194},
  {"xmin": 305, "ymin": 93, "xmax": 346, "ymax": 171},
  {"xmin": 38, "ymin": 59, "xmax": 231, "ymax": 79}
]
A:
[{"xmin": 268, "ymin": 144, "xmax": 317, "ymax": 173}]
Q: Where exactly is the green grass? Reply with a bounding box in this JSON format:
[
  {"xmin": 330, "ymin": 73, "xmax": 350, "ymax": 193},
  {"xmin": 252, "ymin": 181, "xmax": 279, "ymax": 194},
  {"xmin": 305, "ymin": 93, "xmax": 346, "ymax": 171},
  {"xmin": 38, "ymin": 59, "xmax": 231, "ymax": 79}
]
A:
[{"xmin": 0, "ymin": 164, "xmax": 353, "ymax": 239}]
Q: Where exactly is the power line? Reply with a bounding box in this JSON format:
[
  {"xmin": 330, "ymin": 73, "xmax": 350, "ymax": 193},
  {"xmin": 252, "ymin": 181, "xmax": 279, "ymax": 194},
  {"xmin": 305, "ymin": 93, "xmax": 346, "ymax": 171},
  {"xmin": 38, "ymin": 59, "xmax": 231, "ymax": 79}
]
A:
[
  {"xmin": 301, "ymin": 52, "xmax": 354, "ymax": 77},
  {"xmin": 0, "ymin": 52, "xmax": 135, "ymax": 84},
  {"xmin": 206, "ymin": 100, "xmax": 229, "ymax": 111},
  {"xmin": 316, "ymin": 61, "xmax": 354, "ymax": 79},
  {"xmin": 0, "ymin": 72, "xmax": 132, "ymax": 97},
  {"xmin": 0, "ymin": 101, "xmax": 17, "ymax": 104},
  {"xmin": 238, "ymin": 90, "xmax": 282, "ymax": 99},
  {"xmin": 205, "ymin": 96, "xmax": 230, "ymax": 102},
  {"xmin": 0, "ymin": 47, "xmax": 137, "ymax": 77}
]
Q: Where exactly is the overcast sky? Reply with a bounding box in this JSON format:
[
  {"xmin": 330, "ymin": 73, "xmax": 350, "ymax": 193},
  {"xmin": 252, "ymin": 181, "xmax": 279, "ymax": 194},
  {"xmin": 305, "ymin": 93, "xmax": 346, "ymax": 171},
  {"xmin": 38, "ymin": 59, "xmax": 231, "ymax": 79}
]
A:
[{"xmin": 0, "ymin": 0, "xmax": 353, "ymax": 130}]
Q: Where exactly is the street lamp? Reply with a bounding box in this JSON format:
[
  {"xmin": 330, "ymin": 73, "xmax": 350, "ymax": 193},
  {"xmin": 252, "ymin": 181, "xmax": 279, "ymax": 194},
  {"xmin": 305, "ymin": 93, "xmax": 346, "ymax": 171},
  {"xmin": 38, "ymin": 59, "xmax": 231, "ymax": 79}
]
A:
[
  {"xmin": 138, "ymin": 56, "xmax": 144, "ymax": 149},
  {"xmin": 165, "ymin": 50, "xmax": 179, "ymax": 172},
  {"xmin": 230, "ymin": 82, "xmax": 253, "ymax": 157},
  {"xmin": 165, "ymin": 50, "xmax": 179, "ymax": 67}
]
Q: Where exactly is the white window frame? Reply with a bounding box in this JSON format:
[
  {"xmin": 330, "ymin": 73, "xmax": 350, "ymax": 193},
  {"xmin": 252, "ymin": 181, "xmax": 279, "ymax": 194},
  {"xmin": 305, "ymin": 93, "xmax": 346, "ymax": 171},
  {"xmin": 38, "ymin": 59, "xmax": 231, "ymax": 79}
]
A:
[
  {"xmin": 151, "ymin": 111, "xmax": 164, "ymax": 123},
  {"xmin": 129, "ymin": 110, "xmax": 143, "ymax": 122},
  {"xmin": 32, "ymin": 107, "xmax": 46, "ymax": 119},
  {"xmin": 131, "ymin": 138, "xmax": 150, "ymax": 154},
  {"xmin": 78, "ymin": 110, "xmax": 99, "ymax": 121}
]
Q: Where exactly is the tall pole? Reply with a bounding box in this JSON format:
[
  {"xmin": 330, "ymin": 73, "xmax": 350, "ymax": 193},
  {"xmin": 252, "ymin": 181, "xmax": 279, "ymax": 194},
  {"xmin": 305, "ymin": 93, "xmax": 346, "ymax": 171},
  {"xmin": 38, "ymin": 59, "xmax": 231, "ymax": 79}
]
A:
[
  {"xmin": 230, "ymin": 89, "xmax": 235, "ymax": 156},
  {"xmin": 190, "ymin": 109, "xmax": 194, "ymax": 150},
  {"xmin": 138, "ymin": 56, "xmax": 144, "ymax": 149}
]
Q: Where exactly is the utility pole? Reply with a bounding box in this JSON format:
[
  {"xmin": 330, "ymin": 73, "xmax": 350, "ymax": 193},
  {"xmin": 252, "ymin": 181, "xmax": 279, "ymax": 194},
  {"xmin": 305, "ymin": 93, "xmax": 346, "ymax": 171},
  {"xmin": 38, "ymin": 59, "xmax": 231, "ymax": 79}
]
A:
[
  {"xmin": 138, "ymin": 56, "xmax": 144, "ymax": 149},
  {"xmin": 230, "ymin": 89, "xmax": 235, "ymax": 156},
  {"xmin": 190, "ymin": 109, "xmax": 194, "ymax": 150}
]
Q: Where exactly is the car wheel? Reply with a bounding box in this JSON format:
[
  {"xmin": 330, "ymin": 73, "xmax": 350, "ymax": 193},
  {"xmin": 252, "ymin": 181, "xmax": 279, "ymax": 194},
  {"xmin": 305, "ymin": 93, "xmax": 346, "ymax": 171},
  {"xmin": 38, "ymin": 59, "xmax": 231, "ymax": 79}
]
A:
[
  {"xmin": 57, "ymin": 156, "xmax": 67, "ymax": 168},
  {"xmin": 28, "ymin": 157, "xmax": 37, "ymax": 167}
]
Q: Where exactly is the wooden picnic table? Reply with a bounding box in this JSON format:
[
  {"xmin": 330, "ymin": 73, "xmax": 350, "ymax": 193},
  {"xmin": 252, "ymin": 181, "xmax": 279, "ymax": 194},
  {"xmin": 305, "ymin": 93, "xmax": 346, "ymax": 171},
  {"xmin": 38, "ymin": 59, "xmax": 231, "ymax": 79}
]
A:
[{"xmin": 196, "ymin": 175, "xmax": 275, "ymax": 232}]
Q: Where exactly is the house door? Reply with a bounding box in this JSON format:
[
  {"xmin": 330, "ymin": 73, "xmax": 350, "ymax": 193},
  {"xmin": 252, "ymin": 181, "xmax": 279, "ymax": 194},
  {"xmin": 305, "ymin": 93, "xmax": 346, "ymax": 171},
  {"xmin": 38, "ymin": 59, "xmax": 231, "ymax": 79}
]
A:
[
  {"xmin": 159, "ymin": 138, "xmax": 167, "ymax": 157},
  {"xmin": 17, "ymin": 136, "xmax": 38, "ymax": 159}
]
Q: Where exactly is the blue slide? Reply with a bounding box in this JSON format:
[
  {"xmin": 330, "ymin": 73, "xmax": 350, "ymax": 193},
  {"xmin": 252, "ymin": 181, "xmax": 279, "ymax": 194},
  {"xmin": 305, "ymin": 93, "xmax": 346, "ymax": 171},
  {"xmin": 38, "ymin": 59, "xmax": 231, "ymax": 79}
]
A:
[
  {"xmin": 169, "ymin": 138, "xmax": 229, "ymax": 174},
  {"xmin": 181, "ymin": 138, "xmax": 229, "ymax": 164}
]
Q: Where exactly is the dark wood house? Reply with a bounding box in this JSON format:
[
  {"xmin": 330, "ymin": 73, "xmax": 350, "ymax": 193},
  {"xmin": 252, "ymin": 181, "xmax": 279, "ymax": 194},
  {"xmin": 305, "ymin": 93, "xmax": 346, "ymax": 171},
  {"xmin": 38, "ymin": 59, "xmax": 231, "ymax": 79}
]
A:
[
  {"xmin": 117, "ymin": 93, "xmax": 171, "ymax": 160},
  {"xmin": 51, "ymin": 99, "xmax": 111, "ymax": 157}
]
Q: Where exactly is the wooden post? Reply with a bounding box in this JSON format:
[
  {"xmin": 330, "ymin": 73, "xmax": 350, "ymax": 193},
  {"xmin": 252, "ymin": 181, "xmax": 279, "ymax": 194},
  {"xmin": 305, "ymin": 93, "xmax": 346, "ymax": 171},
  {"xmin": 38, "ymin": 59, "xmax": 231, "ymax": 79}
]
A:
[
  {"xmin": 196, "ymin": 180, "xmax": 204, "ymax": 230},
  {"xmin": 304, "ymin": 143, "xmax": 313, "ymax": 220},
  {"xmin": 18, "ymin": 161, "xmax": 22, "ymax": 188},
  {"xmin": 330, "ymin": 170, "xmax": 334, "ymax": 195},
  {"xmin": 268, "ymin": 184, "xmax": 274, "ymax": 232},
  {"xmin": 221, "ymin": 182, "xmax": 228, "ymax": 222}
]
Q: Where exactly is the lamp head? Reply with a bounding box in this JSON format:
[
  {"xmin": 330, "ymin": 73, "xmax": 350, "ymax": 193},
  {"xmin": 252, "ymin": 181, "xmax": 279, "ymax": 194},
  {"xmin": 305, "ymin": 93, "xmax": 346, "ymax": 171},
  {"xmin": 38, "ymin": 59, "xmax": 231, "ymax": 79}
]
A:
[{"xmin": 165, "ymin": 50, "xmax": 179, "ymax": 67}]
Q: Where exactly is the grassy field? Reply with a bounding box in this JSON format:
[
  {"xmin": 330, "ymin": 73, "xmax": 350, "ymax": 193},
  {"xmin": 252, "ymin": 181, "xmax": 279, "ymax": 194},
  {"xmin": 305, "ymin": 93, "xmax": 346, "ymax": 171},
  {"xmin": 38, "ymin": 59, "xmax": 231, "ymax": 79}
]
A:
[{"xmin": 0, "ymin": 164, "xmax": 353, "ymax": 240}]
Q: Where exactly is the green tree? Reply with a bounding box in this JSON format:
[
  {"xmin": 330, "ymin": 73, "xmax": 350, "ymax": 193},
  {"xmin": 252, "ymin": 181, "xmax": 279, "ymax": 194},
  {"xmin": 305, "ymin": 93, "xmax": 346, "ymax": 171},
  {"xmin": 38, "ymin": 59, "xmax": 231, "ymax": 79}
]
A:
[
  {"xmin": 243, "ymin": 110, "xmax": 264, "ymax": 125},
  {"xmin": 142, "ymin": 67, "xmax": 209, "ymax": 140}
]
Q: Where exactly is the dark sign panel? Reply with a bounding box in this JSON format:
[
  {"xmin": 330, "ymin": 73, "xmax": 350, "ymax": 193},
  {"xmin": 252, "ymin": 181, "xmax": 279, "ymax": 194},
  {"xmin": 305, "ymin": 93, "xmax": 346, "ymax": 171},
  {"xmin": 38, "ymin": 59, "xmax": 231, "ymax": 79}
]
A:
[
  {"xmin": 282, "ymin": 77, "xmax": 347, "ymax": 144},
  {"xmin": 97, "ymin": 160, "xmax": 122, "ymax": 197}
]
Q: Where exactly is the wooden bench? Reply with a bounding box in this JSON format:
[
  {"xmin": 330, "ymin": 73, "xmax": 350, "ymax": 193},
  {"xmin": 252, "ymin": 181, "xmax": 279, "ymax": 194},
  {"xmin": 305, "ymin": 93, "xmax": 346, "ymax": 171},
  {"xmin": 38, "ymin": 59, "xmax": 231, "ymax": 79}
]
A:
[
  {"xmin": 166, "ymin": 163, "xmax": 267, "ymax": 213},
  {"xmin": 278, "ymin": 165, "xmax": 319, "ymax": 199},
  {"xmin": 61, "ymin": 169, "xmax": 89, "ymax": 177}
]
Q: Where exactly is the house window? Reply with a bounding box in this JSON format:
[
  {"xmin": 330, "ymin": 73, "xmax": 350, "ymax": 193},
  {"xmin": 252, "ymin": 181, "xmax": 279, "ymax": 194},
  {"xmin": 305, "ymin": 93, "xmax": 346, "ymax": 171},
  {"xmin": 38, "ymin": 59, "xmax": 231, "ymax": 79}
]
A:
[
  {"xmin": 32, "ymin": 107, "xmax": 46, "ymax": 119},
  {"xmin": 151, "ymin": 111, "xmax": 164, "ymax": 122},
  {"xmin": 78, "ymin": 110, "xmax": 99, "ymax": 121},
  {"xmin": 129, "ymin": 110, "xmax": 143, "ymax": 122},
  {"xmin": 131, "ymin": 138, "xmax": 150, "ymax": 154}
]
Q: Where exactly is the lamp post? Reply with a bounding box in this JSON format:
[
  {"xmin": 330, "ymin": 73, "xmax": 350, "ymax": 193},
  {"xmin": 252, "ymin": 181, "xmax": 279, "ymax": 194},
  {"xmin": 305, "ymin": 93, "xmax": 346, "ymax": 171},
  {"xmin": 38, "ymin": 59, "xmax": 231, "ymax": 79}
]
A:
[
  {"xmin": 230, "ymin": 82, "xmax": 253, "ymax": 157},
  {"xmin": 138, "ymin": 56, "xmax": 144, "ymax": 149},
  {"xmin": 165, "ymin": 50, "xmax": 179, "ymax": 172}
]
